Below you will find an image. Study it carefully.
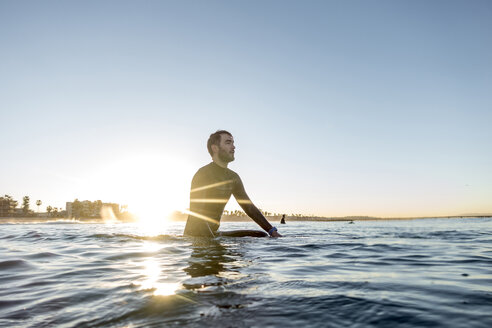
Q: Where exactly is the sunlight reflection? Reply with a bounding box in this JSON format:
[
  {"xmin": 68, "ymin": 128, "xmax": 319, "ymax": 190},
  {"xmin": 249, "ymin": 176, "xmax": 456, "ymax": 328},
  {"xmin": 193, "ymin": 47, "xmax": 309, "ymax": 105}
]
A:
[
  {"xmin": 182, "ymin": 209, "xmax": 219, "ymax": 225},
  {"xmin": 136, "ymin": 258, "xmax": 181, "ymax": 296},
  {"xmin": 141, "ymin": 241, "xmax": 162, "ymax": 253},
  {"xmin": 153, "ymin": 282, "xmax": 181, "ymax": 296}
]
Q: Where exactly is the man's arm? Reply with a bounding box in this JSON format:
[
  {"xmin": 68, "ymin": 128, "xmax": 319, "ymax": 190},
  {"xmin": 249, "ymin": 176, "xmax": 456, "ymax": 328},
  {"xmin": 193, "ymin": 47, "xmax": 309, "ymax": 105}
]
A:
[{"xmin": 233, "ymin": 176, "xmax": 282, "ymax": 237}]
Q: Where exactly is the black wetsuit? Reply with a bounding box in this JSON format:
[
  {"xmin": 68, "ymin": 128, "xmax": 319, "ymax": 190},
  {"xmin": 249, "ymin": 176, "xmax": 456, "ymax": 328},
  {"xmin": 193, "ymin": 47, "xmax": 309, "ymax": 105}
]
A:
[{"xmin": 184, "ymin": 162, "xmax": 272, "ymax": 237}]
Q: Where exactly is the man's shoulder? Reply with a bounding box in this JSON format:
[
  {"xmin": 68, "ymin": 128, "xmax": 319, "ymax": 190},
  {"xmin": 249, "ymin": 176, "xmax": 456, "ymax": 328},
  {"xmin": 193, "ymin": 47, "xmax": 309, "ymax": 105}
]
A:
[
  {"xmin": 226, "ymin": 167, "xmax": 240, "ymax": 179},
  {"xmin": 194, "ymin": 162, "xmax": 216, "ymax": 175},
  {"xmin": 191, "ymin": 163, "xmax": 210, "ymax": 181},
  {"xmin": 196, "ymin": 162, "xmax": 214, "ymax": 171},
  {"xmin": 193, "ymin": 162, "xmax": 240, "ymax": 179}
]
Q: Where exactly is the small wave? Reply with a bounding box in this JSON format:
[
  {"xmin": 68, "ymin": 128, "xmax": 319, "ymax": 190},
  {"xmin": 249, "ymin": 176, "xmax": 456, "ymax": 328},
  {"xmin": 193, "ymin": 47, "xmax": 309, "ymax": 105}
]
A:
[
  {"xmin": 324, "ymin": 252, "xmax": 349, "ymax": 259},
  {"xmin": 0, "ymin": 259, "xmax": 32, "ymax": 270},
  {"xmin": 91, "ymin": 233, "xmax": 182, "ymax": 243},
  {"xmin": 0, "ymin": 299, "xmax": 30, "ymax": 310},
  {"xmin": 261, "ymin": 245, "xmax": 303, "ymax": 253},
  {"xmin": 379, "ymin": 256, "xmax": 434, "ymax": 266},
  {"xmin": 0, "ymin": 218, "xmax": 94, "ymax": 225},
  {"xmin": 299, "ymin": 243, "xmax": 331, "ymax": 250},
  {"xmin": 24, "ymin": 252, "xmax": 60, "ymax": 259},
  {"xmin": 23, "ymin": 231, "xmax": 43, "ymax": 239},
  {"xmin": 0, "ymin": 234, "xmax": 16, "ymax": 240},
  {"xmin": 20, "ymin": 280, "xmax": 57, "ymax": 288},
  {"xmin": 428, "ymin": 230, "xmax": 478, "ymax": 240},
  {"xmin": 105, "ymin": 251, "xmax": 160, "ymax": 261},
  {"xmin": 355, "ymin": 243, "xmax": 406, "ymax": 253},
  {"xmin": 453, "ymin": 256, "xmax": 492, "ymax": 265},
  {"xmin": 385, "ymin": 232, "xmax": 426, "ymax": 239}
]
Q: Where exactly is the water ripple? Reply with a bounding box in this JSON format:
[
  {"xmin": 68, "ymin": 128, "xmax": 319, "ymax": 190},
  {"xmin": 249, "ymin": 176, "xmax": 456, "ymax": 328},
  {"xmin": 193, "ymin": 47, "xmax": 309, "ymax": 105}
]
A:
[{"xmin": 1, "ymin": 219, "xmax": 491, "ymax": 327}]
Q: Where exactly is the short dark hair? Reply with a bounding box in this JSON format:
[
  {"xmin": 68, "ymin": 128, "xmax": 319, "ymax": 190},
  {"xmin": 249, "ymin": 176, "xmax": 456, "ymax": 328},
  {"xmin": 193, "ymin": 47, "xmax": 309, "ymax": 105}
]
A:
[{"xmin": 207, "ymin": 130, "xmax": 232, "ymax": 156}]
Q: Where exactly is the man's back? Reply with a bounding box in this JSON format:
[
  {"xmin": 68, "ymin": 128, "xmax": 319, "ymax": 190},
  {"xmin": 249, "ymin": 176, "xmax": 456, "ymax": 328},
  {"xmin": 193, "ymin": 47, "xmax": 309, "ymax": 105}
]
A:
[{"xmin": 184, "ymin": 162, "xmax": 242, "ymax": 236}]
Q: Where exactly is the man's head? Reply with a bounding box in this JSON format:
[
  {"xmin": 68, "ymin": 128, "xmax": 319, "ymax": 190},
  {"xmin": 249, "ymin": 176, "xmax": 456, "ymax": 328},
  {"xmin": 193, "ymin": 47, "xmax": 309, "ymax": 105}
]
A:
[{"xmin": 207, "ymin": 130, "xmax": 235, "ymax": 164}]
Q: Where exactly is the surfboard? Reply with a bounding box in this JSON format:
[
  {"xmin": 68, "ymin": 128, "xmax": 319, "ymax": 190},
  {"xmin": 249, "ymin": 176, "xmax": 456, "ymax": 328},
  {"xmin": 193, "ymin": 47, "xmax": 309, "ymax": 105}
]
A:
[{"xmin": 218, "ymin": 230, "xmax": 268, "ymax": 237}]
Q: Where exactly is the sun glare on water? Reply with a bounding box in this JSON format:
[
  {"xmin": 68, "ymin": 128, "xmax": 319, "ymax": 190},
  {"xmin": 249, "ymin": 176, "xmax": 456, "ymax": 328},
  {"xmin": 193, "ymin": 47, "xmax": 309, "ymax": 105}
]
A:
[
  {"xmin": 136, "ymin": 257, "xmax": 181, "ymax": 296},
  {"xmin": 87, "ymin": 151, "xmax": 193, "ymax": 234}
]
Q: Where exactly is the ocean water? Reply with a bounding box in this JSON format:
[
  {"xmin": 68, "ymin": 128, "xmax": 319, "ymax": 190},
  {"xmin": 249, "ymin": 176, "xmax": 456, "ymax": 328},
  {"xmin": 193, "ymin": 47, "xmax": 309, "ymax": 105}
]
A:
[{"xmin": 1, "ymin": 218, "xmax": 491, "ymax": 328}]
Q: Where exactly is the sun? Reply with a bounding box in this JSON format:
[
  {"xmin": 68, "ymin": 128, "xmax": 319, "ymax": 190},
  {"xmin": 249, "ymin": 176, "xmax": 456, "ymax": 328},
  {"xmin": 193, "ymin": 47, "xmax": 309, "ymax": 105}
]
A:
[{"xmin": 86, "ymin": 151, "xmax": 193, "ymax": 232}]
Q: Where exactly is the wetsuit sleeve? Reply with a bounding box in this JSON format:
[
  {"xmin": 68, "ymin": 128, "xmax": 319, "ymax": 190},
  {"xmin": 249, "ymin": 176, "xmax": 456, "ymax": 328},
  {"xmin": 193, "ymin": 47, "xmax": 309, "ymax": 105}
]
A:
[{"xmin": 233, "ymin": 175, "xmax": 274, "ymax": 233}]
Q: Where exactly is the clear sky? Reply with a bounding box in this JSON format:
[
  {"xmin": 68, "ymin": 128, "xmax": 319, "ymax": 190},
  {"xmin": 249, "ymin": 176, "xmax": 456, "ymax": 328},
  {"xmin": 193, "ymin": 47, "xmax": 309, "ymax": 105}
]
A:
[{"xmin": 1, "ymin": 0, "xmax": 491, "ymax": 218}]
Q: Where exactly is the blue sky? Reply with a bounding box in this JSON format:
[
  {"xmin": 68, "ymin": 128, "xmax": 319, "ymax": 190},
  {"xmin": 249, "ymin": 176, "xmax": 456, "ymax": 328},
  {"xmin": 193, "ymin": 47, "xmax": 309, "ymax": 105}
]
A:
[{"xmin": 1, "ymin": 0, "xmax": 491, "ymax": 217}]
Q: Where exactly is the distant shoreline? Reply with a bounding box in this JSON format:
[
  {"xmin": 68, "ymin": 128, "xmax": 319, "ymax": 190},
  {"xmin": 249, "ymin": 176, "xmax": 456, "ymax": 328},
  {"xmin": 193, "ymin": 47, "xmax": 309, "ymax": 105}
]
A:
[
  {"xmin": 220, "ymin": 215, "xmax": 492, "ymax": 222},
  {"xmin": 1, "ymin": 215, "xmax": 490, "ymax": 224}
]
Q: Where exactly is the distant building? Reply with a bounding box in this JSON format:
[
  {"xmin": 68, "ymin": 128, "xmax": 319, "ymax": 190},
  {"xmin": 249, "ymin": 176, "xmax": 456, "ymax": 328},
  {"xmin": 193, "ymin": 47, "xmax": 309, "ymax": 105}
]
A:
[
  {"xmin": 66, "ymin": 200, "xmax": 121, "ymax": 218},
  {"xmin": 0, "ymin": 197, "xmax": 16, "ymax": 217}
]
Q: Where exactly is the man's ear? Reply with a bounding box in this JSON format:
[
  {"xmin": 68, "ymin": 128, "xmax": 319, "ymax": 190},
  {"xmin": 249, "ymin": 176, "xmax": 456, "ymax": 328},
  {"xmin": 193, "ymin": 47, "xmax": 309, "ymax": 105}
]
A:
[{"xmin": 211, "ymin": 144, "xmax": 219, "ymax": 155}]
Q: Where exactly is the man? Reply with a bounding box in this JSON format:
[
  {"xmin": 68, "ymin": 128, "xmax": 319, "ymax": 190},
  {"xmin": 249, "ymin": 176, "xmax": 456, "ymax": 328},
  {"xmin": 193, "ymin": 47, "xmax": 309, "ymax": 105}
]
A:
[{"xmin": 184, "ymin": 130, "xmax": 282, "ymax": 237}]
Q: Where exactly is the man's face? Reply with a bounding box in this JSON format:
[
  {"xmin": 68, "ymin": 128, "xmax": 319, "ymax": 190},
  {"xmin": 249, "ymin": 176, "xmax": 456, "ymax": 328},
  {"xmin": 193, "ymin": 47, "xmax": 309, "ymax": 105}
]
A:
[{"xmin": 217, "ymin": 134, "xmax": 235, "ymax": 163}]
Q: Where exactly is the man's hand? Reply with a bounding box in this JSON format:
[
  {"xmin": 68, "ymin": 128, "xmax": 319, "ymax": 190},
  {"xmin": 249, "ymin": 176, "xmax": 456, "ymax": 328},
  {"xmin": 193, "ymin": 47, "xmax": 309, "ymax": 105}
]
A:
[{"xmin": 271, "ymin": 230, "xmax": 282, "ymax": 237}]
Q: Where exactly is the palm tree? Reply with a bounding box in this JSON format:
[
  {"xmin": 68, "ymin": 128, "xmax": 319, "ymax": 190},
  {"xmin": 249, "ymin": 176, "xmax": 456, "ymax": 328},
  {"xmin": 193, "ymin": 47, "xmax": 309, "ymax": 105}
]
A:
[
  {"xmin": 36, "ymin": 200, "xmax": 42, "ymax": 213},
  {"xmin": 3, "ymin": 195, "xmax": 17, "ymax": 217},
  {"xmin": 46, "ymin": 206, "xmax": 52, "ymax": 217},
  {"xmin": 22, "ymin": 196, "xmax": 30, "ymax": 216}
]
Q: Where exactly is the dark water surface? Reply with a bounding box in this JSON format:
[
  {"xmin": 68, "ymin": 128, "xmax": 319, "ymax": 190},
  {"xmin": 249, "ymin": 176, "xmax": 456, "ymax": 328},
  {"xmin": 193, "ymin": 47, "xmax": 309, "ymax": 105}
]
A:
[{"xmin": 1, "ymin": 218, "xmax": 491, "ymax": 327}]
